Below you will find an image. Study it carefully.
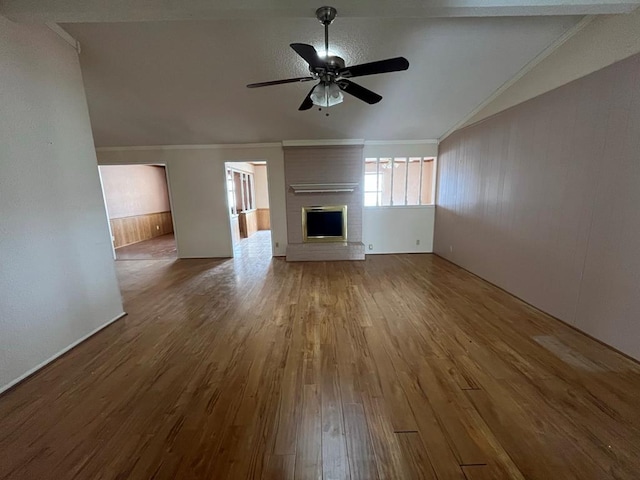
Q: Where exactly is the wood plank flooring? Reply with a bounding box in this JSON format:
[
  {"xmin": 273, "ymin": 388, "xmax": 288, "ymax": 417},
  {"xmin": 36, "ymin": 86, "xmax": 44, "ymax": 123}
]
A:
[
  {"xmin": 233, "ymin": 230, "xmax": 273, "ymax": 259},
  {"xmin": 1, "ymin": 254, "xmax": 640, "ymax": 479},
  {"xmin": 115, "ymin": 233, "xmax": 177, "ymax": 260}
]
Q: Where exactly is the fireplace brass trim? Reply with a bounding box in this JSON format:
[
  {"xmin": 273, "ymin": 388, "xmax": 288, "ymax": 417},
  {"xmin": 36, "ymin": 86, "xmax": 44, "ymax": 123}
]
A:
[{"xmin": 302, "ymin": 205, "xmax": 348, "ymax": 243}]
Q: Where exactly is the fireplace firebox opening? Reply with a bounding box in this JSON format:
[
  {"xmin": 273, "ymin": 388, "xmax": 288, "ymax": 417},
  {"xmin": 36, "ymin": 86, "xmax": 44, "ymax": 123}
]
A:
[{"xmin": 302, "ymin": 205, "xmax": 347, "ymax": 242}]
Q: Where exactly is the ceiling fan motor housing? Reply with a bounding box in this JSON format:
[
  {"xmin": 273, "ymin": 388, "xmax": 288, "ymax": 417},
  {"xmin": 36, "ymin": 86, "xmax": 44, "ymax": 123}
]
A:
[{"xmin": 311, "ymin": 55, "xmax": 346, "ymax": 82}]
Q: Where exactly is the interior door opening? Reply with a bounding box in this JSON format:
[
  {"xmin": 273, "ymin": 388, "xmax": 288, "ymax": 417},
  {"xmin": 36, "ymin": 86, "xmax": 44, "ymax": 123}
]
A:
[
  {"xmin": 98, "ymin": 164, "xmax": 177, "ymax": 261},
  {"xmin": 225, "ymin": 161, "xmax": 273, "ymax": 259}
]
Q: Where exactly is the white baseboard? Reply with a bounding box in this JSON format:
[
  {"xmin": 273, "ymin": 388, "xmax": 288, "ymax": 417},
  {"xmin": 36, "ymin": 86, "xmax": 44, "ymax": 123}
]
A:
[{"xmin": 0, "ymin": 312, "xmax": 127, "ymax": 396}]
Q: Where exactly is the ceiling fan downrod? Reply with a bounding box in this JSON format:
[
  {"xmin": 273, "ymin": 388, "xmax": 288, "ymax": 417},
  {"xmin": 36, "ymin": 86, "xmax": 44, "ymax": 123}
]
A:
[{"xmin": 315, "ymin": 6, "xmax": 337, "ymax": 57}]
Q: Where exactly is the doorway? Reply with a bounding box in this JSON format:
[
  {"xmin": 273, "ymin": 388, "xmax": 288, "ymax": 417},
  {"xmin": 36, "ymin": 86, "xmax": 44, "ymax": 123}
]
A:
[
  {"xmin": 225, "ymin": 161, "xmax": 272, "ymax": 259},
  {"xmin": 98, "ymin": 164, "xmax": 177, "ymax": 260}
]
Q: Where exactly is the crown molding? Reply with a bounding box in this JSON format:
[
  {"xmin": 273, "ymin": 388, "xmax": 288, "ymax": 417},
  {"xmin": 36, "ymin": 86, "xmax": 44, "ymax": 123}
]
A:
[
  {"xmin": 364, "ymin": 139, "xmax": 439, "ymax": 146},
  {"xmin": 438, "ymin": 14, "xmax": 595, "ymax": 142},
  {"xmin": 46, "ymin": 23, "xmax": 81, "ymax": 53},
  {"xmin": 95, "ymin": 142, "xmax": 282, "ymax": 152},
  {"xmin": 96, "ymin": 139, "xmax": 442, "ymax": 152},
  {"xmin": 282, "ymin": 139, "xmax": 365, "ymax": 147}
]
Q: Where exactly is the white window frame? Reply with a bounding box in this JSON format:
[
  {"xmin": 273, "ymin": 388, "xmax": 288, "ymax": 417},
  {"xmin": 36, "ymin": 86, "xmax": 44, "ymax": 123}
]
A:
[
  {"xmin": 363, "ymin": 156, "xmax": 436, "ymax": 207},
  {"xmin": 364, "ymin": 171, "xmax": 383, "ymax": 207},
  {"xmin": 226, "ymin": 167, "xmax": 256, "ymax": 214}
]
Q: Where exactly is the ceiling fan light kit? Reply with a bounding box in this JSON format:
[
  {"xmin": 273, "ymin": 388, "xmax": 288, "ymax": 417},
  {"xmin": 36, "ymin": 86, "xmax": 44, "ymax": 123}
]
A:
[
  {"xmin": 310, "ymin": 82, "xmax": 344, "ymax": 107},
  {"xmin": 247, "ymin": 6, "xmax": 409, "ymax": 111}
]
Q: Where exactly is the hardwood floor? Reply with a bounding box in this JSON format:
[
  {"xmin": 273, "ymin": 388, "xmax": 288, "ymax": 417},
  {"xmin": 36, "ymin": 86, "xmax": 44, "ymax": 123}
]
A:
[
  {"xmin": 115, "ymin": 233, "xmax": 177, "ymax": 260},
  {"xmin": 1, "ymin": 254, "xmax": 640, "ymax": 479},
  {"xmin": 233, "ymin": 230, "xmax": 272, "ymax": 258}
]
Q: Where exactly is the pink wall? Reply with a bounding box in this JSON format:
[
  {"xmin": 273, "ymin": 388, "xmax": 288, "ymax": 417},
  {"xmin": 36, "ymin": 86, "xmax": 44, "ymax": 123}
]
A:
[
  {"xmin": 254, "ymin": 164, "xmax": 270, "ymax": 209},
  {"xmin": 99, "ymin": 165, "xmax": 171, "ymax": 219},
  {"xmin": 435, "ymin": 52, "xmax": 640, "ymax": 360}
]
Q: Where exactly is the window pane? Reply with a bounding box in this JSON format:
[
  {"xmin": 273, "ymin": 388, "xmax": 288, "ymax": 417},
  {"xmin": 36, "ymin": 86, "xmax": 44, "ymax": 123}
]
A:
[
  {"xmin": 392, "ymin": 157, "xmax": 407, "ymax": 206},
  {"xmin": 247, "ymin": 175, "xmax": 254, "ymax": 210},
  {"xmin": 234, "ymin": 172, "xmax": 243, "ymax": 212},
  {"xmin": 406, "ymin": 157, "xmax": 421, "ymax": 205},
  {"xmin": 227, "ymin": 177, "xmax": 235, "ymax": 215},
  {"xmin": 364, "ymin": 173, "xmax": 379, "ymax": 192},
  {"xmin": 363, "ymin": 155, "xmax": 436, "ymax": 206},
  {"xmin": 379, "ymin": 158, "xmax": 392, "ymax": 206},
  {"xmin": 421, "ymin": 158, "xmax": 435, "ymax": 204},
  {"xmin": 365, "ymin": 158, "xmax": 378, "ymax": 173},
  {"xmin": 364, "ymin": 192, "xmax": 380, "ymax": 207}
]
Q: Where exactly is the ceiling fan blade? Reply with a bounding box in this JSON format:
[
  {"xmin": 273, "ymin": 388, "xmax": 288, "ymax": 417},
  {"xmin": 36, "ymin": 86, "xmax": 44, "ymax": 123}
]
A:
[
  {"xmin": 337, "ymin": 79, "xmax": 382, "ymax": 105},
  {"xmin": 290, "ymin": 43, "xmax": 324, "ymax": 69},
  {"xmin": 247, "ymin": 76, "xmax": 315, "ymax": 88},
  {"xmin": 339, "ymin": 57, "xmax": 409, "ymax": 79},
  {"xmin": 298, "ymin": 84, "xmax": 318, "ymax": 111}
]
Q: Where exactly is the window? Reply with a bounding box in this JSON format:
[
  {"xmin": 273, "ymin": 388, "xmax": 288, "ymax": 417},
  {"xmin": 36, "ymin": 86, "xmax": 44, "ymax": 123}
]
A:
[
  {"xmin": 364, "ymin": 157, "xmax": 436, "ymax": 206},
  {"xmin": 364, "ymin": 172, "xmax": 382, "ymax": 207},
  {"xmin": 226, "ymin": 167, "xmax": 256, "ymax": 216},
  {"xmin": 227, "ymin": 170, "xmax": 236, "ymax": 215}
]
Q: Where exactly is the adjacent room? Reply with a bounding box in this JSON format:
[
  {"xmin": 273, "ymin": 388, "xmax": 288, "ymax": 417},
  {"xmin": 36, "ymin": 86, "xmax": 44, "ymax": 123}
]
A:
[
  {"xmin": 2, "ymin": 2, "xmax": 640, "ymax": 479},
  {"xmin": 226, "ymin": 161, "xmax": 273, "ymax": 259},
  {"xmin": 99, "ymin": 164, "xmax": 177, "ymax": 260}
]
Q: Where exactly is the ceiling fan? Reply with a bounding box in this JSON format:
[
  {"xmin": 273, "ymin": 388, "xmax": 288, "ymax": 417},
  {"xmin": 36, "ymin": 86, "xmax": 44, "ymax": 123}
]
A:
[{"xmin": 247, "ymin": 6, "xmax": 409, "ymax": 111}]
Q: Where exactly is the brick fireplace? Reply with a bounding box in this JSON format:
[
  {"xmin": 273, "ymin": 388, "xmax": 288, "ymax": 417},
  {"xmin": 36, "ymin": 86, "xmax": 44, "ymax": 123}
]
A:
[{"xmin": 284, "ymin": 144, "xmax": 365, "ymax": 261}]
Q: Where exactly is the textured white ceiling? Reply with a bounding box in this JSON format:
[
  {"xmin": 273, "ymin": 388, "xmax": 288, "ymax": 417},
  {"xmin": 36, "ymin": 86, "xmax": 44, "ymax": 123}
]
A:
[
  {"xmin": 64, "ymin": 15, "xmax": 580, "ymax": 146},
  {"xmin": 6, "ymin": 0, "xmax": 639, "ymax": 21}
]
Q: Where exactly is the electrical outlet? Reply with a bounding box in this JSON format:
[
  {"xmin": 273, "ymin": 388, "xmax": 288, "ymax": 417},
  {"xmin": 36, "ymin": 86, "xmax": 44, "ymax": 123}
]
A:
[
  {"xmin": 275, "ymin": 242, "xmax": 279, "ymax": 248},
  {"xmin": 449, "ymin": 245, "xmax": 453, "ymax": 252},
  {"xmin": 368, "ymin": 244, "xmax": 373, "ymax": 250},
  {"xmin": 156, "ymin": 225, "xmax": 160, "ymax": 230},
  {"xmin": 416, "ymin": 239, "xmax": 420, "ymax": 246}
]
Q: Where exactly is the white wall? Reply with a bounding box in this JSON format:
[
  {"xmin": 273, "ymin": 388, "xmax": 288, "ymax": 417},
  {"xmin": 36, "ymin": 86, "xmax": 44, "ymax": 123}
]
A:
[
  {"xmin": 96, "ymin": 142, "xmax": 438, "ymax": 259},
  {"xmin": 96, "ymin": 145, "xmax": 287, "ymax": 257},
  {"xmin": 0, "ymin": 17, "xmax": 124, "ymax": 393},
  {"xmin": 464, "ymin": 8, "xmax": 640, "ymax": 126},
  {"xmin": 362, "ymin": 142, "xmax": 438, "ymax": 255},
  {"xmin": 364, "ymin": 206, "xmax": 435, "ymax": 254}
]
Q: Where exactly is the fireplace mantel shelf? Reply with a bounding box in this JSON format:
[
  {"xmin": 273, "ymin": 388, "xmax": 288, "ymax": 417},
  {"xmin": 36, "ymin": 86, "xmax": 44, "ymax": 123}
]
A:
[{"xmin": 290, "ymin": 183, "xmax": 358, "ymax": 193}]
